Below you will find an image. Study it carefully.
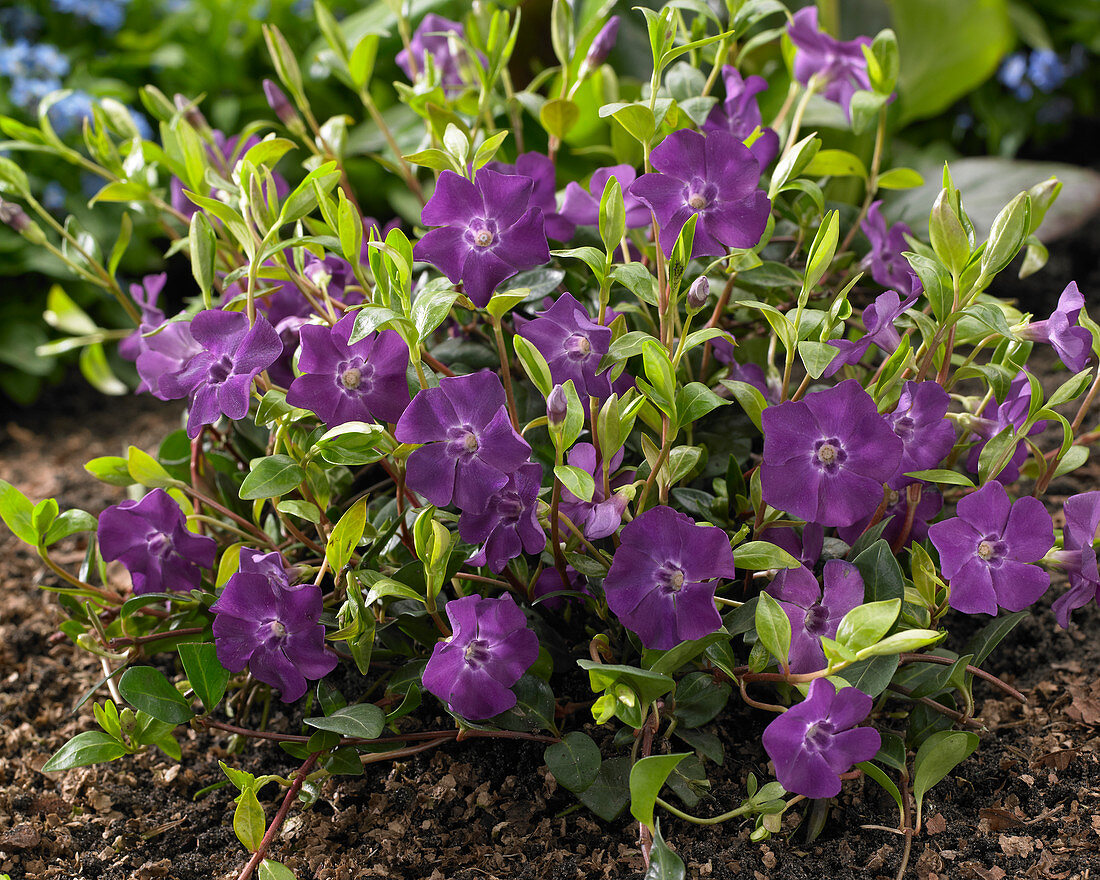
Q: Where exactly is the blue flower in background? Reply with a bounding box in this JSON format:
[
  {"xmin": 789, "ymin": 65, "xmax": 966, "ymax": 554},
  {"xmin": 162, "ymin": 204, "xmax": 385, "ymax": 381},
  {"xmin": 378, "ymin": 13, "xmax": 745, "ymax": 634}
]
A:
[
  {"xmin": 998, "ymin": 52, "xmax": 1032, "ymax": 100},
  {"xmin": 41, "ymin": 182, "xmax": 67, "ymax": 214},
  {"xmin": 0, "ymin": 8, "xmax": 43, "ymax": 39},
  {"xmin": 1028, "ymin": 50, "xmax": 1066, "ymax": 93},
  {"xmin": 51, "ymin": 0, "xmax": 131, "ymax": 32},
  {"xmin": 48, "ymin": 91, "xmax": 95, "ymax": 135}
]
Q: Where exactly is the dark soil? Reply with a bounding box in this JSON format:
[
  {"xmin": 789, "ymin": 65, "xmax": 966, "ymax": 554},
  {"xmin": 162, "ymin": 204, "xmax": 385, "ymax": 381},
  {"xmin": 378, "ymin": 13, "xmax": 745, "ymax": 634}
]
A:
[{"xmin": 2, "ymin": 220, "xmax": 1100, "ymax": 879}]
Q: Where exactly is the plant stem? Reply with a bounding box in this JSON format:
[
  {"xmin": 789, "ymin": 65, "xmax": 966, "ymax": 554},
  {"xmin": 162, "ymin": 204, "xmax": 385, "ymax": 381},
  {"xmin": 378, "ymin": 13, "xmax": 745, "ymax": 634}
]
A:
[
  {"xmin": 653, "ymin": 795, "xmax": 751, "ymax": 825},
  {"xmin": 236, "ymin": 752, "xmax": 320, "ymax": 880}
]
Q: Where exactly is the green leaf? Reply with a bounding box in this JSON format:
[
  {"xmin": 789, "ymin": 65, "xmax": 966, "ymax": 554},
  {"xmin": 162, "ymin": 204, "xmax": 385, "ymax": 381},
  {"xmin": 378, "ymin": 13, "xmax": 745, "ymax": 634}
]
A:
[
  {"xmin": 410, "ymin": 281, "xmax": 460, "ymax": 342},
  {"xmin": 42, "ymin": 730, "xmax": 127, "ymax": 772},
  {"xmin": 540, "ymin": 98, "xmax": 580, "ymax": 139},
  {"xmin": 852, "ymin": 540, "xmax": 905, "ymax": 603},
  {"xmin": 732, "ymin": 541, "xmax": 800, "ymax": 571},
  {"xmin": 981, "ymin": 191, "xmax": 1031, "ymax": 278},
  {"xmin": 127, "ymin": 446, "xmax": 177, "ymax": 489},
  {"xmin": 486, "ymin": 287, "xmax": 529, "ymax": 320},
  {"xmin": 631, "ymin": 754, "xmax": 690, "ymax": 831},
  {"xmin": 304, "ymin": 703, "xmax": 385, "ymax": 739},
  {"xmin": 234, "ymin": 786, "xmax": 266, "ymax": 852},
  {"xmin": 42, "ymin": 509, "xmax": 96, "ymax": 546},
  {"xmin": 833, "ymin": 654, "xmax": 899, "ymax": 697},
  {"xmin": 512, "ymin": 334, "xmax": 554, "ymax": 398},
  {"xmin": 674, "ymin": 383, "xmax": 729, "ymax": 432},
  {"xmin": 545, "ymin": 731, "xmax": 602, "ymax": 793},
  {"xmin": 645, "ymin": 821, "xmax": 686, "ymax": 880},
  {"xmin": 858, "ymin": 761, "xmax": 903, "ymax": 817},
  {"xmin": 577, "ymin": 755, "xmax": 630, "ymax": 821},
  {"xmin": 797, "ymin": 340, "xmax": 839, "ymax": 379},
  {"xmin": 599, "ymin": 176, "xmax": 627, "ymax": 259},
  {"xmin": 721, "ymin": 379, "xmax": 767, "ymax": 432},
  {"xmin": 902, "ymin": 469, "xmax": 974, "ymax": 487},
  {"xmin": 258, "ymin": 860, "xmax": 298, "ymax": 880},
  {"xmin": 0, "ymin": 156, "xmax": 31, "ymax": 196},
  {"xmin": 598, "ymin": 102, "xmax": 655, "ymax": 144},
  {"xmin": 178, "ymin": 642, "xmax": 229, "ymax": 713},
  {"xmin": 857, "ymin": 629, "xmax": 943, "ymax": 658},
  {"xmin": 803, "ymin": 211, "xmax": 839, "ymax": 296},
  {"xmin": 80, "ymin": 343, "xmax": 127, "ymax": 396},
  {"xmin": 877, "ymin": 167, "xmax": 924, "ymax": 191},
  {"xmin": 327, "ymin": 497, "xmax": 367, "ymax": 573},
  {"xmin": 240, "ymin": 455, "xmax": 305, "ymax": 500},
  {"xmin": 964, "ymin": 610, "xmax": 1027, "ymax": 667},
  {"xmin": 805, "ymin": 149, "xmax": 868, "ymax": 179},
  {"xmin": 836, "ymin": 599, "xmax": 901, "ymax": 653},
  {"xmin": 912, "ymin": 730, "xmax": 979, "ymax": 830},
  {"xmin": 118, "ymin": 666, "xmax": 193, "ymax": 724},
  {"xmin": 555, "ymin": 465, "xmax": 595, "ymax": 503},
  {"xmin": 755, "ymin": 592, "xmax": 791, "ymax": 668},
  {"xmin": 0, "ymin": 479, "xmax": 38, "ymax": 545}
]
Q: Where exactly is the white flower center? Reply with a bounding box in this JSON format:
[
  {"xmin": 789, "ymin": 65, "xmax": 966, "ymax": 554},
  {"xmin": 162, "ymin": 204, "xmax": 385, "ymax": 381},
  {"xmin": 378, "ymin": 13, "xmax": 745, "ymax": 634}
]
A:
[
  {"xmin": 816, "ymin": 443, "xmax": 838, "ymax": 465},
  {"xmin": 474, "ymin": 229, "xmax": 493, "ymax": 247},
  {"xmin": 269, "ymin": 620, "xmax": 286, "ymax": 638},
  {"xmin": 977, "ymin": 540, "xmax": 995, "ymax": 560},
  {"xmin": 464, "ymin": 432, "xmax": 479, "ymax": 453},
  {"xmin": 341, "ymin": 367, "xmax": 362, "ymax": 390},
  {"xmin": 687, "ymin": 192, "xmax": 707, "ymax": 210}
]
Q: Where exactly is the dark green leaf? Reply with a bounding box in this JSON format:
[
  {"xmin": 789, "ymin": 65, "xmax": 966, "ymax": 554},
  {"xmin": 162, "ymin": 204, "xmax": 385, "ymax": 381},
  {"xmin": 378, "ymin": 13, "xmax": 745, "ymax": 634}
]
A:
[
  {"xmin": 645, "ymin": 821, "xmax": 686, "ymax": 880},
  {"xmin": 118, "ymin": 666, "xmax": 193, "ymax": 724},
  {"xmin": 304, "ymin": 703, "xmax": 385, "ymax": 739},
  {"xmin": 852, "ymin": 540, "xmax": 904, "ymax": 603},
  {"xmin": 178, "ymin": 642, "xmax": 230, "ymax": 713},
  {"xmin": 913, "ymin": 730, "xmax": 979, "ymax": 829},
  {"xmin": 545, "ymin": 731, "xmax": 602, "ymax": 793},
  {"xmin": 239, "ymin": 455, "xmax": 305, "ymax": 500},
  {"xmin": 630, "ymin": 753, "xmax": 689, "ymax": 830}
]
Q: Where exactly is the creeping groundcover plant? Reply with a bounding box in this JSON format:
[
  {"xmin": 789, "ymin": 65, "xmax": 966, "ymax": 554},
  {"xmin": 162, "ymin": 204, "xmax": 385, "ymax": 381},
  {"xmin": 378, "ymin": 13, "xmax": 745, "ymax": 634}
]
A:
[{"xmin": 1, "ymin": 2, "xmax": 1098, "ymax": 877}]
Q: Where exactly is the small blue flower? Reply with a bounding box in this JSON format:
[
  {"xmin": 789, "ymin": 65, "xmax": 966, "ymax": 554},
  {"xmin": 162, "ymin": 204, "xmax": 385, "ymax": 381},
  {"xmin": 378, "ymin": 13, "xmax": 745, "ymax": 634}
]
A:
[
  {"xmin": 41, "ymin": 182, "xmax": 67, "ymax": 214},
  {"xmin": 48, "ymin": 91, "xmax": 95, "ymax": 135},
  {"xmin": 1028, "ymin": 49, "xmax": 1065, "ymax": 93},
  {"xmin": 998, "ymin": 52, "xmax": 1032, "ymax": 100}
]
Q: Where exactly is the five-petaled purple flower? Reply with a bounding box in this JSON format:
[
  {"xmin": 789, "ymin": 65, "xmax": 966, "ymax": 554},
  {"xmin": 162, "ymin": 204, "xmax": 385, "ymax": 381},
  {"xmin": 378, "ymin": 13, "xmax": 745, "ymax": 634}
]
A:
[
  {"xmin": 98, "ymin": 488, "xmax": 216, "ymax": 595},
  {"xmin": 460, "ymin": 463, "xmax": 545, "ymax": 573},
  {"xmin": 603, "ymin": 506, "xmax": 736, "ymax": 650},
  {"xmin": 885, "ymin": 380, "xmax": 957, "ymax": 488},
  {"xmin": 824, "ymin": 288, "xmax": 918, "ymax": 377},
  {"xmin": 396, "ymin": 14, "xmax": 481, "ymax": 92},
  {"xmin": 762, "ymin": 678, "xmax": 880, "ymax": 798},
  {"xmin": 702, "ymin": 66, "xmax": 780, "ymax": 167},
  {"xmin": 787, "ymin": 7, "xmax": 874, "ymax": 119},
  {"xmin": 629, "ymin": 128, "xmax": 771, "ymax": 259},
  {"xmin": 861, "ymin": 201, "xmax": 919, "ymax": 297},
  {"xmin": 421, "ymin": 593, "xmax": 539, "ymax": 720},
  {"xmin": 760, "ymin": 379, "xmax": 903, "ymax": 527},
  {"xmin": 395, "ymin": 371, "xmax": 531, "ymax": 513},
  {"xmin": 557, "ymin": 443, "xmax": 631, "ymax": 540},
  {"xmin": 836, "ymin": 483, "xmax": 942, "ymax": 550},
  {"xmin": 767, "ymin": 560, "xmax": 864, "ymax": 673},
  {"xmin": 1050, "ymin": 491, "xmax": 1100, "ymax": 628},
  {"xmin": 560, "ymin": 165, "xmax": 651, "ymax": 232},
  {"xmin": 517, "ymin": 293, "xmax": 614, "ymax": 398},
  {"xmin": 928, "ymin": 480, "xmax": 1053, "ymax": 615},
  {"xmin": 414, "ymin": 169, "xmax": 551, "ymax": 307},
  {"xmin": 1016, "ymin": 281, "xmax": 1092, "ymax": 373},
  {"xmin": 159, "ymin": 309, "xmax": 283, "ymax": 439},
  {"xmin": 286, "ymin": 314, "xmax": 410, "ymax": 428},
  {"xmin": 211, "ymin": 549, "xmax": 338, "ymax": 702}
]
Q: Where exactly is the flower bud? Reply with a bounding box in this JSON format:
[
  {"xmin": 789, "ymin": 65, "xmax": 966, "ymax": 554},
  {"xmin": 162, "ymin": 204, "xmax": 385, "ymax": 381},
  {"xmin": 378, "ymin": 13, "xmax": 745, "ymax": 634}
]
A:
[
  {"xmin": 547, "ymin": 384, "xmax": 568, "ymax": 426},
  {"xmin": 686, "ymin": 275, "xmax": 710, "ymax": 311},
  {"xmin": 173, "ymin": 93, "xmax": 208, "ymax": 131},
  {"xmin": 584, "ymin": 16, "xmax": 620, "ymax": 69},
  {"xmin": 0, "ymin": 198, "xmax": 45, "ymax": 245},
  {"xmin": 263, "ymin": 78, "xmax": 301, "ymax": 128}
]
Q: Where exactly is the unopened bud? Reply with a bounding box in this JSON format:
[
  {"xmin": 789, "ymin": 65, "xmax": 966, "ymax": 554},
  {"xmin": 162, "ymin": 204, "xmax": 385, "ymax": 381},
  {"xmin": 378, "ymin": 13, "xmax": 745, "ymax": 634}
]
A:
[
  {"xmin": 263, "ymin": 79, "xmax": 301, "ymax": 128},
  {"xmin": 687, "ymin": 275, "xmax": 710, "ymax": 311},
  {"xmin": 547, "ymin": 385, "xmax": 568, "ymax": 426},
  {"xmin": 173, "ymin": 93, "xmax": 208, "ymax": 131},
  {"xmin": 0, "ymin": 198, "xmax": 45, "ymax": 245},
  {"xmin": 584, "ymin": 16, "xmax": 620, "ymax": 69}
]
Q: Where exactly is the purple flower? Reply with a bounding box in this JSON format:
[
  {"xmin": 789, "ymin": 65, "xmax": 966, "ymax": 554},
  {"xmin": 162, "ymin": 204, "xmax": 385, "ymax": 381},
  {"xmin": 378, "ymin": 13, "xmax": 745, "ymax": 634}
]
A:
[
  {"xmin": 171, "ymin": 131, "xmax": 289, "ymax": 219},
  {"xmin": 459, "ymin": 463, "xmax": 545, "ymax": 573},
  {"xmin": 303, "ymin": 253, "xmax": 353, "ymax": 300},
  {"xmin": 965, "ymin": 371, "xmax": 1046, "ymax": 484},
  {"xmin": 286, "ymin": 314, "xmax": 410, "ymax": 427},
  {"xmin": 1016, "ymin": 281, "xmax": 1092, "ymax": 373},
  {"xmin": 712, "ymin": 342, "xmax": 778, "ymax": 401},
  {"xmin": 516, "ymin": 293, "xmax": 614, "ymax": 398},
  {"xmin": 861, "ymin": 201, "xmax": 919, "ymax": 296},
  {"xmin": 1050, "ymin": 492, "xmax": 1100, "ymax": 628},
  {"xmin": 702, "ymin": 67, "xmax": 780, "ymax": 167},
  {"xmin": 421, "ymin": 593, "xmax": 539, "ymax": 720},
  {"xmin": 603, "ymin": 506, "xmax": 736, "ymax": 650},
  {"xmin": 557, "ymin": 443, "xmax": 630, "ymax": 539},
  {"xmin": 767, "ymin": 560, "xmax": 864, "ymax": 673},
  {"xmin": 787, "ymin": 7, "xmax": 873, "ymax": 119},
  {"xmin": 763, "ymin": 523, "xmax": 823, "ymax": 570},
  {"xmin": 824, "ymin": 288, "xmax": 918, "ymax": 376},
  {"xmin": 760, "ymin": 380, "xmax": 903, "ymax": 527},
  {"xmin": 211, "ymin": 549, "xmax": 337, "ymax": 703},
  {"xmin": 159, "ymin": 310, "xmax": 283, "ymax": 439},
  {"xmin": 559, "ymin": 165, "xmax": 651, "ymax": 231},
  {"xmin": 762, "ymin": 678, "xmax": 880, "ymax": 798},
  {"xmin": 629, "ymin": 129, "xmax": 771, "ymax": 259},
  {"xmin": 414, "ymin": 169, "xmax": 551, "ymax": 307},
  {"xmin": 119, "ymin": 273, "xmax": 169, "ymax": 362},
  {"xmin": 395, "ymin": 371, "xmax": 531, "ymax": 513},
  {"xmin": 97, "ymin": 488, "xmax": 216, "ymax": 595},
  {"xmin": 396, "ymin": 14, "xmax": 482, "ymax": 92},
  {"xmin": 928, "ymin": 481, "xmax": 1053, "ymax": 615},
  {"xmin": 885, "ymin": 381, "xmax": 957, "ymax": 488},
  {"xmin": 836, "ymin": 483, "xmax": 942, "ymax": 549},
  {"xmin": 485, "ymin": 152, "xmax": 574, "ymax": 241}
]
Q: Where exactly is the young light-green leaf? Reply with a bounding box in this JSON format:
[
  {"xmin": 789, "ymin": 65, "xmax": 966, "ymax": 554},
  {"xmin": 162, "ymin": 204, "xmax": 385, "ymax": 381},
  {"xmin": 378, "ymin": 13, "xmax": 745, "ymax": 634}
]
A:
[
  {"xmin": 629, "ymin": 753, "xmax": 689, "ymax": 830},
  {"xmin": 327, "ymin": 497, "xmax": 367, "ymax": 573},
  {"xmin": 913, "ymin": 730, "xmax": 979, "ymax": 830},
  {"xmin": 755, "ymin": 592, "xmax": 792, "ymax": 669},
  {"xmin": 42, "ymin": 730, "xmax": 127, "ymax": 772}
]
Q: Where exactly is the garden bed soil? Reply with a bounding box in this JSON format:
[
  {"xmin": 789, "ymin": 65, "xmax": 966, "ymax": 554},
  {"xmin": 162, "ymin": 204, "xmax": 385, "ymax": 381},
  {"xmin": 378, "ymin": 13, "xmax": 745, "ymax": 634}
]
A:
[{"xmin": 3, "ymin": 223, "xmax": 1100, "ymax": 879}]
